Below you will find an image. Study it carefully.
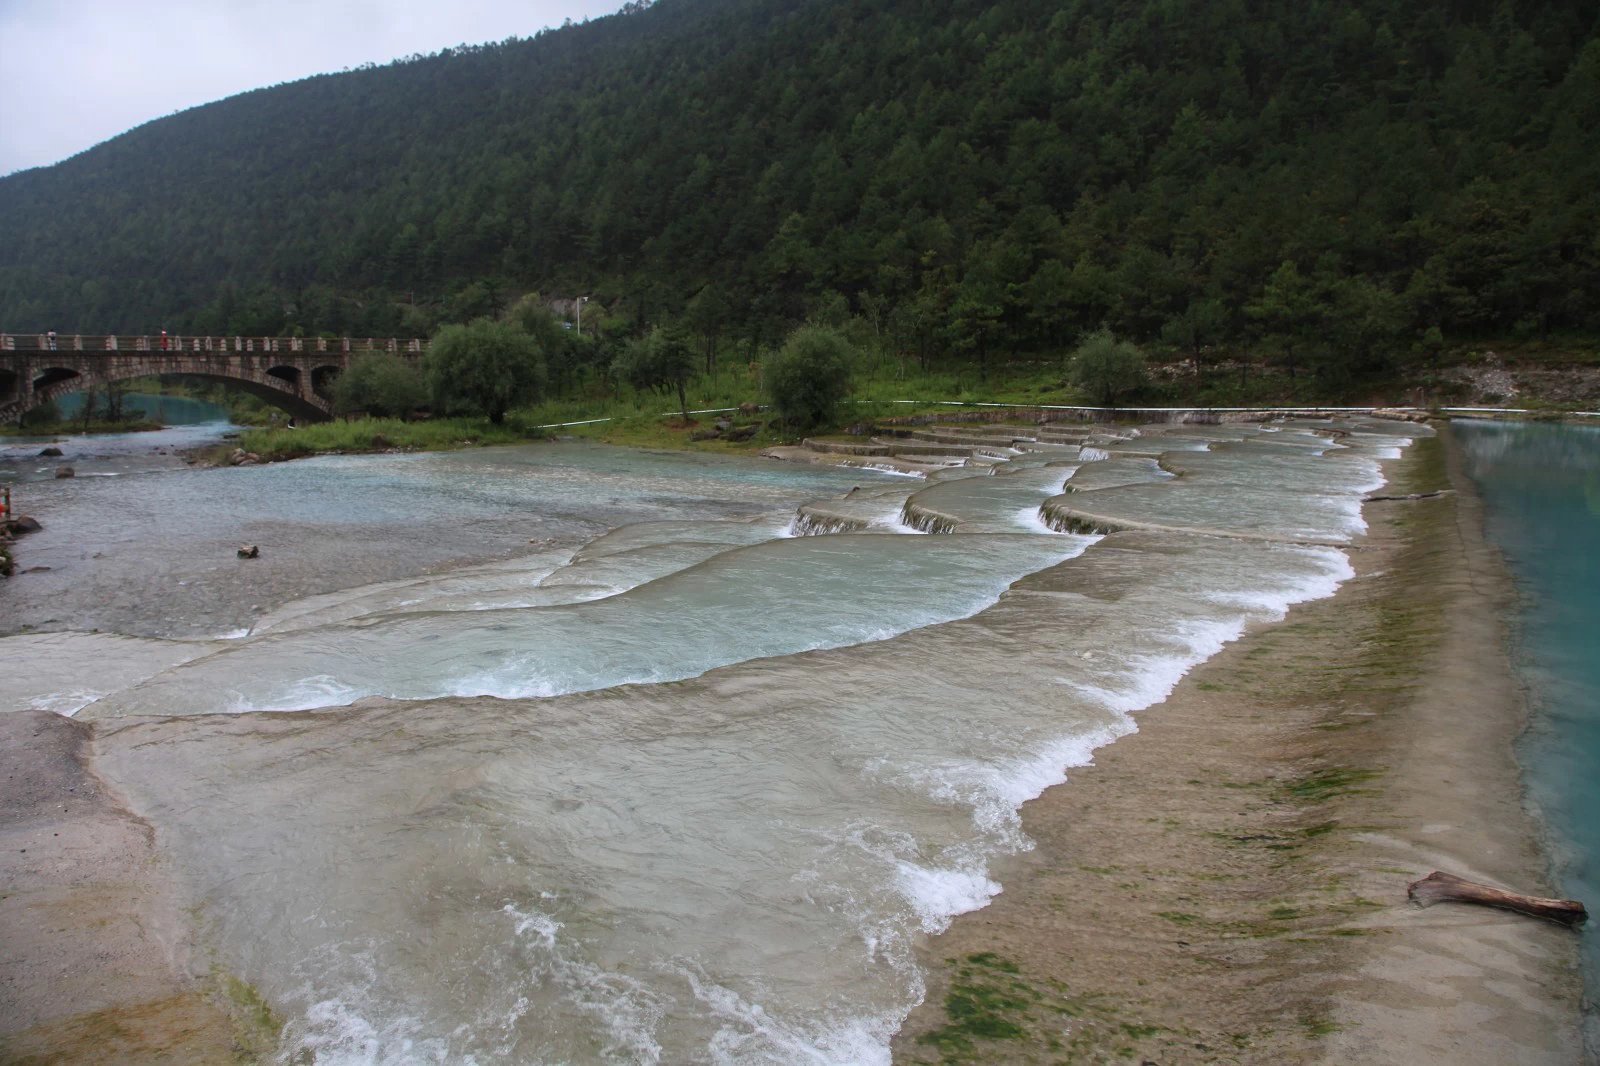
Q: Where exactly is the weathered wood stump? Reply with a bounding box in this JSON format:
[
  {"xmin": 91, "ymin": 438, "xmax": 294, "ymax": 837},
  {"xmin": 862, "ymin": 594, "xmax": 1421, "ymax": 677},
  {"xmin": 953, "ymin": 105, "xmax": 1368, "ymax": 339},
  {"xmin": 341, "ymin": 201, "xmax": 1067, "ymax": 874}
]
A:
[
  {"xmin": 1408, "ymin": 871, "xmax": 1587, "ymax": 928},
  {"xmin": 1363, "ymin": 489, "xmax": 1454, "ymax": 502}
]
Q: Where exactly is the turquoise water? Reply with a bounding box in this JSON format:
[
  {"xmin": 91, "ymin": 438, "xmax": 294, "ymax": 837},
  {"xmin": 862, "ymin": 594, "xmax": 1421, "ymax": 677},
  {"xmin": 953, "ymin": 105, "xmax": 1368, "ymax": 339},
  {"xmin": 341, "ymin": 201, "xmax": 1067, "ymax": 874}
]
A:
[
  {"xmin": 1457, "ymin": 419, "xmax": 1600, "ymax": 1034},
  {"xmin": 50, "ymin": 390, "xmax": 231, "ymax": 424}
]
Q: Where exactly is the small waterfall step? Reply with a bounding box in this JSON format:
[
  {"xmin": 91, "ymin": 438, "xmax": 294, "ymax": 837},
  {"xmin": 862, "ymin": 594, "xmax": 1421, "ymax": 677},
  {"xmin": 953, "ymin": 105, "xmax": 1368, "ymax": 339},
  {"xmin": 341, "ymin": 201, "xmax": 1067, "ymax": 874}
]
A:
[
  {"xmin": 801, "ymin": 438, "xmax": 892, "ymax": 457},
  {"xmin": 893, "ymin": 428, "xmax": 1035, "ymax": 449},
  {"xmin": 867, "ymin": 438, "xmax": 985, "ymax": 458}
]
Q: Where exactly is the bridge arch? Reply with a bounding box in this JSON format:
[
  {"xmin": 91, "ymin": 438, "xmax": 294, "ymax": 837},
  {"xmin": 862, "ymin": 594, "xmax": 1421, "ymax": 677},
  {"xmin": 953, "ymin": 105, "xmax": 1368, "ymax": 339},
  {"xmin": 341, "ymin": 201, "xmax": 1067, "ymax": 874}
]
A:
[
  {"xmin": 26, "ymin": 367, "xmax": 333, "ymax": 425},
  {"xmin": 30, "ymin": 366, "xmax": 83, "ymax": 392},
  {"xmin": 266, "ymin": 365, "xmax": 303, "ymax": 390}
]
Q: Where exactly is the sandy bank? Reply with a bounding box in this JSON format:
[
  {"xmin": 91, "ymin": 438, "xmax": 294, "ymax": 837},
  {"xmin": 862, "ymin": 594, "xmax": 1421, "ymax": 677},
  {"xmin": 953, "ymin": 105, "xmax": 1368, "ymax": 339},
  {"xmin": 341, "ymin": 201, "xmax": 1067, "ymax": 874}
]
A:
[
  {"xmin": 0, "ymin": 711, "xmax": 272, "ymax": 1065},
  {"xmin": 891, "ymin": 426, "xmax": 1585, "ymax": 1064}
]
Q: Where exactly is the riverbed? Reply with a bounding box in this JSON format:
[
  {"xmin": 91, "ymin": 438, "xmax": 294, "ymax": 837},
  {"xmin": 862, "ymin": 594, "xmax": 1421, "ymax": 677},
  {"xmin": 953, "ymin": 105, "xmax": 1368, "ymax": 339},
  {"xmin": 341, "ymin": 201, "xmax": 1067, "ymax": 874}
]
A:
[{"xmin": 2, "ymin": 415, "xmax": 1428, "ymax": 1064}]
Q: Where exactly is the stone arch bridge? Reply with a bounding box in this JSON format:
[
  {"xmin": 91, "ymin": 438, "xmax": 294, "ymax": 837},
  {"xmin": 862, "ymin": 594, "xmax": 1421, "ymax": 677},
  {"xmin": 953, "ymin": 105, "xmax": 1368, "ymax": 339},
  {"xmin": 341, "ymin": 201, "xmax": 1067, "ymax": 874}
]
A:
[{"xmin": 0, "ymin": 334, "xmax": 427, "ymax": 424}]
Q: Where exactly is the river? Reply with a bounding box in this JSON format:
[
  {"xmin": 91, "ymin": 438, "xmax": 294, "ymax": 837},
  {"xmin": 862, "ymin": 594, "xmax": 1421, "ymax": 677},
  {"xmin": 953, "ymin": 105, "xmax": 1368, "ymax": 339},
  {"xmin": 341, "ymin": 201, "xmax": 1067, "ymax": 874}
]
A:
[
  {"xmin": 1457, "ymin": 418, "xmax": 1600, "ymax": 1053},
  {"xmin": 0, "ymin": 414, "xmax": 1422, "ymax": 1064}
]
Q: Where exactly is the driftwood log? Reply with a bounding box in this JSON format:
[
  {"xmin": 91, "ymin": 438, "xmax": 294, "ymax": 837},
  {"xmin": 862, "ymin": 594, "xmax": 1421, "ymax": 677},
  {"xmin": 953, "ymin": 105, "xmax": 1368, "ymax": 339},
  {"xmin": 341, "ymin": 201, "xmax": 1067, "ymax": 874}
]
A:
[
  {"xmin": 1363, "ymin": 489, "xmax": 1454, "ymax": 502},
  {"xmin": 1408, "ymin": 871, "xmax": 1588, "ymax": 928}
]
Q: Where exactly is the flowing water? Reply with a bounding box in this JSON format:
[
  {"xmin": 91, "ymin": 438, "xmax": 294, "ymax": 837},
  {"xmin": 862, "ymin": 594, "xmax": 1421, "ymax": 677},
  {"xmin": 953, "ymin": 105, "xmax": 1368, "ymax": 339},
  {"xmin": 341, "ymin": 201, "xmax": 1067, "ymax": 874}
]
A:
[
  {"xmin": 1457, "ymin": 419, "xmax": 1600, "ymax": 1050},
  {"xmin": 0, "ymin": 417, "xmax": 1425, "ymax": 1065}
]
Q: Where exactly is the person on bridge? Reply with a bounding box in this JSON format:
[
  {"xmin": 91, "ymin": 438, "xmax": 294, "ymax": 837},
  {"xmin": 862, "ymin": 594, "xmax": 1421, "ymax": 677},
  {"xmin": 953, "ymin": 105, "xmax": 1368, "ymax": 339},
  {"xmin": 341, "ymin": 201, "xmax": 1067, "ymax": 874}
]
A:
[
  {"xmin": 45, "ymin": 330, "xmax": 57, "ymax": 350},
  {"xmin": 160, "ymin": 329, "xmax": 169, "ymax": 350}
]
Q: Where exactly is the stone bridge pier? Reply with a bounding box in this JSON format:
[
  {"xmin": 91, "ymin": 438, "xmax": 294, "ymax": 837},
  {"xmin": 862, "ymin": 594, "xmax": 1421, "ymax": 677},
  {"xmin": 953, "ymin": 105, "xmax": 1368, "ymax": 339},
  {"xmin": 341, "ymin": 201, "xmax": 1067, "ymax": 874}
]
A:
[{"xmin": 0, "ymin": 336, "xmax": 427, "ymax": 425}]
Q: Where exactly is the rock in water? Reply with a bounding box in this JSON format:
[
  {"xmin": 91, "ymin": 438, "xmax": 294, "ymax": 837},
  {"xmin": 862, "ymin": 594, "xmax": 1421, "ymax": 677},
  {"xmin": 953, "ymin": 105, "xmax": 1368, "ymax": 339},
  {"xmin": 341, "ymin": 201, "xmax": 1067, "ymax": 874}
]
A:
[
  {"xmin": 54, "ymin": 466, "xmax": 74, "ymax": 479},
  {"xmin": 5, "ymin": 515, "xmax": 42, "ymax": 535},
  {"xmin": 237, "ymin": 544, "xmax": 260, "ymax": 559},
  {"xmin": 38, "ymin": 446, "xmax": 63, "ymax": 457}
]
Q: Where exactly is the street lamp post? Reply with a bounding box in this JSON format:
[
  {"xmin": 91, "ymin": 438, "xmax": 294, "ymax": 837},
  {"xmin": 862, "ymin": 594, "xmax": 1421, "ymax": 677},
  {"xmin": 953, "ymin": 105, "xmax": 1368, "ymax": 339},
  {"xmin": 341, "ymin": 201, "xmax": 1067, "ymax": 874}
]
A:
[{"xmin": 576, "ymin": 296, "xmax": 590, "ymax": 336}]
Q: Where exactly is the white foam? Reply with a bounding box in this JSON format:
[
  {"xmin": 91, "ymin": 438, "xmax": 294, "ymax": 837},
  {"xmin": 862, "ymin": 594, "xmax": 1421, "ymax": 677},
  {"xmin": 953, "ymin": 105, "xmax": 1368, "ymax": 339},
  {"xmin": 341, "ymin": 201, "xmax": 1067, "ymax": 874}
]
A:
[
  {"xmin": 26, "ymin": 690, "xmax": 106, "ymax": 717},
  {"xmin": 504, "ymin": 904, "xmax": 666, "ymax": 1066},
  {"xmin": 226, "ymin": 675, "xmax": 368, "ymax": 713},
  {"xmin": 308, "ymin": 1004, "xmax": 454, "ymax": 1066},
  {"xmin": 839, "ymin": 462, "xmax": 927, "ymax": 479},
  {"xmin": 501, "ymin": 902, "xmax": 560, "ymax": 946},
  {"xmin": 679, "ymin": 964, "xmax": 899, "ymax": 1066},
  {"xmin": 893, "ymin": 863, "xmax": 1001, "ymax": 932},
  {"xmin": 1064, "ymin": 617, "xmax": 1248, "ymax": 714}
]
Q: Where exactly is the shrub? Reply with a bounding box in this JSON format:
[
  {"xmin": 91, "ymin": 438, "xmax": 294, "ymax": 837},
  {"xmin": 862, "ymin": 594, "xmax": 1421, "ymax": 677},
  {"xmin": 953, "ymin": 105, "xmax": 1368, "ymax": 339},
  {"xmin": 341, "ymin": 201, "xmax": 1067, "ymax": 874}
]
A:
[
  {"xmin": 766, "ymin": 326, "xmax": 853, "ymax": 432},
  {"xmin": 331, "ymin": 352, "xmax": 426, "ymax": 419},
  {"xmin": 425, "ymin": 318, "xmax": 545, "ymax": 423},
  {"xmin": 1069, "ymin": 329, "xmax": 1146, "ymax": 406}
]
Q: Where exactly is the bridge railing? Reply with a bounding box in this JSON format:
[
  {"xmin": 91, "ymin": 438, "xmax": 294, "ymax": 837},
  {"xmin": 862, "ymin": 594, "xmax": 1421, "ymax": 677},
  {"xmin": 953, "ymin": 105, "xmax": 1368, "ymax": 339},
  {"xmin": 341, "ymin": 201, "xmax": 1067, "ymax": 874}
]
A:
[{"xmin": 0, "ymin": 335, "xmax": 429, "ymax": 355}]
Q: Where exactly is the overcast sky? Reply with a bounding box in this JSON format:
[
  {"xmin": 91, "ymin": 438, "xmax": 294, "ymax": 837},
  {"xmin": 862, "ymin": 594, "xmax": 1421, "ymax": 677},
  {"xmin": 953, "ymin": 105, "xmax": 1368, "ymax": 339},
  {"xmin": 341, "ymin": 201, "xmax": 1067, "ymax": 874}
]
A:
[{"xmin": 0, "ymin": 0, "xmax": 623, "ymax": 176}]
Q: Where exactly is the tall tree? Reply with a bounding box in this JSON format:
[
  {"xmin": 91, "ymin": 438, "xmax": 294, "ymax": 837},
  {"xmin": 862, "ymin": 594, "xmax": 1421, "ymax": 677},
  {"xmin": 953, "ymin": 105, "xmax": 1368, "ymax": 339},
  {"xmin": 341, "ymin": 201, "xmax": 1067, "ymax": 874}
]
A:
[
  {"xmin": 425, "ymin": 318, "xmax": 545, "ymax": 423},
  {"xmin": 615, "ymin": 326, "xmax": 697, "ymax": 422}
]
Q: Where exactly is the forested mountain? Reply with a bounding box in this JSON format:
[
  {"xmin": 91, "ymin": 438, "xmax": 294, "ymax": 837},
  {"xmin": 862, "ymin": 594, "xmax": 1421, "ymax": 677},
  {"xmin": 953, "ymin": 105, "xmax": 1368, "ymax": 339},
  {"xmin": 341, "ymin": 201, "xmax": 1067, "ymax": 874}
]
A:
[{"xmin": 2, "ymin": 0, "xmax": 1597, "ymax": 380}]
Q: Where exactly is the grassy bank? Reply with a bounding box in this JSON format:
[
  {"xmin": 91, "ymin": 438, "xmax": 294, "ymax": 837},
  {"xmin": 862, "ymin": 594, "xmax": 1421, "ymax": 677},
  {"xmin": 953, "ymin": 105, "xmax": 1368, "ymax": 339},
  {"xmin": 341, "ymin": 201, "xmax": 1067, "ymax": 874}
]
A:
[
  {"xmin": 234, "ymin": 417, "xmax": 545, "ymax": 461},
  {"xmin": 225, "ymin": 335, "xmax": 1600, "ymax": 463}
]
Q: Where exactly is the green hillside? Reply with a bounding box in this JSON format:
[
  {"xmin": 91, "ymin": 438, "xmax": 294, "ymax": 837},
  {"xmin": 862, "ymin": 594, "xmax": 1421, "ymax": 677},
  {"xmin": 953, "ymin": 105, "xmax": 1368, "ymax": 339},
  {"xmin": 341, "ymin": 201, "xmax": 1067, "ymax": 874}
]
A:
[{"xmin": 2, "ymin": 0, "xmax": 1597, "ymax": 387}]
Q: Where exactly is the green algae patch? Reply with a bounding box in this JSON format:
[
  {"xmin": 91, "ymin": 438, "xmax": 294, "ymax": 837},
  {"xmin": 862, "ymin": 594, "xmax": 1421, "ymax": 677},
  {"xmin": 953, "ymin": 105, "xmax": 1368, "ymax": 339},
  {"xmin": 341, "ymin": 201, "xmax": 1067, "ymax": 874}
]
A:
[
  {"xmin": 1283, "ymin": 767, "xmax": 1381, "ymax": 803},
  {"xmin": 911, "ymin": 953, "xmax": 1173, "ymax": 1064},
  {"xmin": 219, "ymin": 972, "xmax": 283, "ymax": 1046},
  {"xmin": 916, "ymin": 954, "xmax": 1038, "ymax": 1056}
]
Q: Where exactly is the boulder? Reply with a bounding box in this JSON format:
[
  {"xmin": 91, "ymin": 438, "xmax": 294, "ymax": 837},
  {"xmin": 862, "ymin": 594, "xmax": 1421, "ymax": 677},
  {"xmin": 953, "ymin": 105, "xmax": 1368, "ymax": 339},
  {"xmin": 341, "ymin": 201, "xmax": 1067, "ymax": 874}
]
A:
[
  {"xmin": 724, "ymin": 424, "xmax": 758, "ymax": 442},
  {"xmin": 237, "ymin": 544, "xmax": 260, "ymax": 559},
  {"xmin": 5, "ymin": 515, "xmax": 42, "ymax": 535},
  {"xmin": 54, "ymin": 466, "xmax": 74, "ymax": 479},
  {"xmin": 738, "ymin": 402, "xmax": 762, "ymax": 415},
  {"xmin": 689, "ymin": 428, "xmax": 722, "ymax": 441},
  {"xmin": 714, "ymin": 419, "xmax": 732, "ymax": 432},
  {"xmin": 38, "ymin": 446, "xmax": 63, "ymax": 457}
]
